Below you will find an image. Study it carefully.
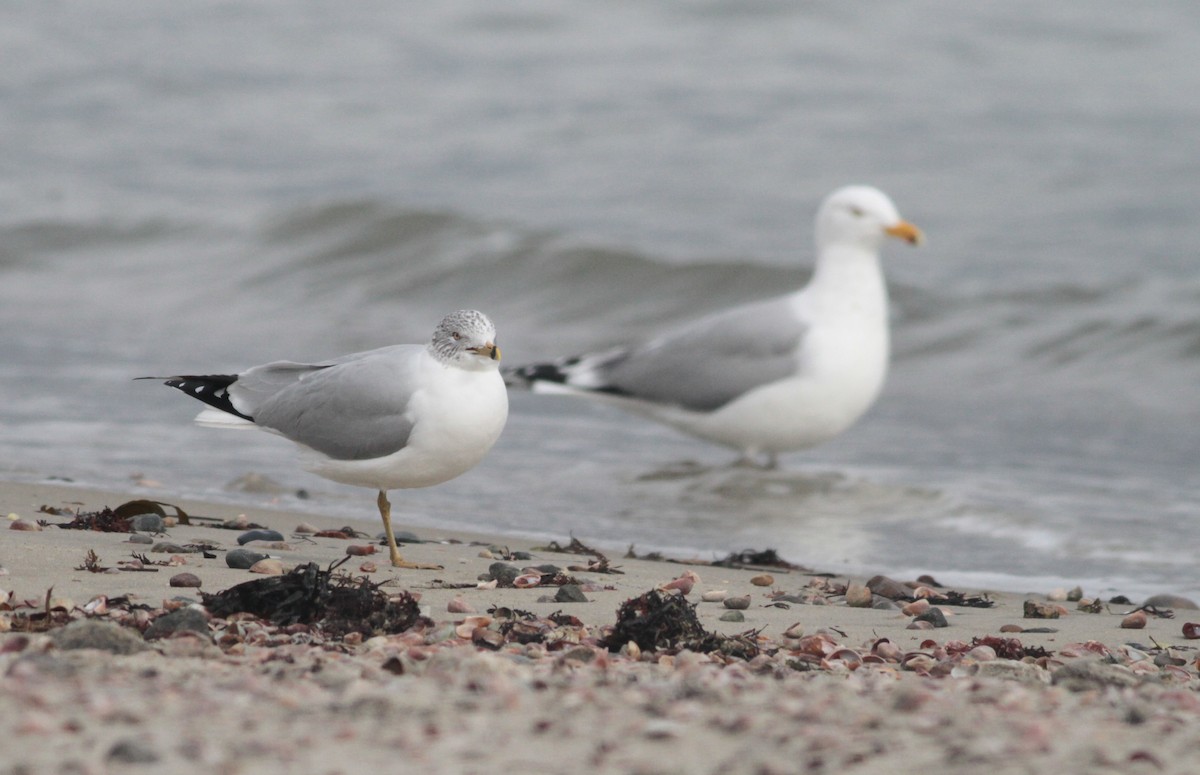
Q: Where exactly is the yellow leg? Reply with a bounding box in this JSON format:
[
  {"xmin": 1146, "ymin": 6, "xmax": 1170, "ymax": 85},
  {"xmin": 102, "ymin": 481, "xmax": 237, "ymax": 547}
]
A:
[{"xmin": 377, "ymin": 490, "xmax": 442, "ymax": 570}]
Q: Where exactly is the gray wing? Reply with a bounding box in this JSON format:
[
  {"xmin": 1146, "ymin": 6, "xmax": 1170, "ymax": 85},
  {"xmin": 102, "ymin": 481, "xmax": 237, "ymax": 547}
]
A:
[
  {"xmin": 592, "ymin": 296, "xmax": 806, "ymax": 412},
  {"xmin": 248, "ymin": 345, "xmax": 422, "ymax": 460}
]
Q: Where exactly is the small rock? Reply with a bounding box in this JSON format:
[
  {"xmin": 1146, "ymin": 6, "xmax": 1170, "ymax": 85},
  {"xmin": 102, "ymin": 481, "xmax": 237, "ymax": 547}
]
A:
[
  {"xmin": 129, "ymin": 514, "xmax": 165, "ymax": 533},
  {"xmin": 999, "ymin": 623, "xmax": 1025, "ymax": 633},
  {"xmin": 1023, "ymin": 600, "xmax": 1062, "ymax": 619},
  {"xmin": 50, "ymin": 620, "xmax": 148, "ymax": 654},
  {"xmin": 511, "ymin": 551, "xmax": 533, "ymax": 561},
  {"xmin": 902, "ymin": 599, "xmax": 930, "ymax": 616},
  {"xmin": 749, "ymin": 574, "xmax": 774, "ymax": 587},
  {"xmin": 448, "ymin": 597, "xmax": 475, "ymax": 614},
  {"xmin": 346, "ymin": 544, "xmax": 377, "ymax": 556},
  {"xmin": 845, "ymin": 582, "xmax": 873, "ymax": 608},
  {"xmin": 1143, "ymin": 593, "xmax": 1199, "ymax": 610},
  {"xmin": 127, "ymin": 534, "xmax": 154, "ymax": 545},
  {"xmin": 1046, "ymin": 588, "xmax": 1068, "ymax": 602},
  {"xmin": 169, "ymin": 573, "xmax": 202, "ymax": 588},
  {"xmin": 865, "ymin": 575, "xmax": 911, "ymax": 600},
  {"xmin": 486, "ymin": 562, "xmax": 520, "ymax": 586},
  {"xmin": 554, "ymin": 585, "xmax": 588, "ymax": 603},
  {"xmin": 9, "ymin": 519, "xmax": 41, "ymax": 532},
  {"xmin": 914, "ymin": 607, "xmax": 949, "ymax": 628},
  {"xmin": 1067, "ymin": 586, "xmax": 1084, "ymax": 602},
  {"xmin": 701, "ymin": 590, "xmax": 728, "ymax": 603},
  {"xmin": 151, "ymin": 542, "xmax": 188, "ymax": 554},
  {"xmin": 1121, "ymin": 611, "xmax": 1148, "ymax": 629},
  {"xmin": 226, "ymin": 548, "xmax": 269, "ymax": 570},
  {"xmin": 906, "ymin": 620, "xmax": 935, "ymax": 630},
  {"xmin": 477, "ymin": 549, "xmax": 495, "ymax": 559},
  {"xmin": 723, "ymin": 595, "xmax": 751, "ymax": 610},
  {"xmin": 719, "ymin": 611, "xmax": 745, "ymax": 623},
  {"xmin": 107, "ymin": 739, "xmax": 160, "ymax": 765},
  {"xmin": 237, "ymin": 529, "xmax": 285, "ymax": 545},
  {"xmin": 249, "ymin": 559, "xmax": 284, "ymax": 575},
  {"xmin": 293, "ymin": 522, "xmax": 319, "ymax": 534},
  {"xmin": 394, "ymin": 530, "xmax": 422, "ymax": 544},
  {"xmin": 144, "ymin": 607, "xmax": 210, "ymax": 641}
]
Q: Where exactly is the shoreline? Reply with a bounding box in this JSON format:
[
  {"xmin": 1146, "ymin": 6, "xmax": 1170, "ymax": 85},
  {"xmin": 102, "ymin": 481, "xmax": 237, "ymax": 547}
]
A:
[{"xmin": 3, "ymin": 479, "xmax": 1199, "ymax": 774}]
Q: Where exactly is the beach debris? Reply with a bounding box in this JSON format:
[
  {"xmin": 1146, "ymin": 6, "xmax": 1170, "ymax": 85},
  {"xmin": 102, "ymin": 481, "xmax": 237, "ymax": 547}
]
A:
[
  {"xmin": 535, "ymin": 537, "xmax": 623, "ymax": 574},
  {"xmin": 604, "ymin": 589, "xmax": 742, "ymax": 656},
  {"xmin": 712, "ymin": 548, "xmax": 806, "ymax": 571},
  {"xmin": 52, "ymin": 500, "xmax": 192, "ymax": 532},
  {"xmin": 76, "ymin": 550, "xmax": 109, "ymax": 573},
  {"xmin": 1023, "ymin": 600, "xmax": 1062, "ymax": 619}
]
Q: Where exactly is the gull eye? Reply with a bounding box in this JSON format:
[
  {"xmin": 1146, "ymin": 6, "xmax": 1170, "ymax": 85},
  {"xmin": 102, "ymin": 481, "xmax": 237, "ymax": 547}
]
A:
[
  {"xmin": 451, "ymin": 332, "xmax": 462, "ymax": 341},
  {"xmin": 848, "ymin": 205, "xmax": 865, "ymax": 217}
]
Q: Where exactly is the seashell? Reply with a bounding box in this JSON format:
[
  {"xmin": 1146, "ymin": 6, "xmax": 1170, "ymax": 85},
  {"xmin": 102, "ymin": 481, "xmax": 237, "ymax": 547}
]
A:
[
  {"xmin": 872, "ymin": 639, "xmax": 903, "ymax": 662},
  {"xmin": 845, "ymin": 582, "xmax": 872, "ymax": 608},
  {"xmin": 359, "ymin": 561, "xmax": 377, "ymax": 573},
  {"xmin": 701, "ymin": 590, "xmax": 727, "ymax": 603},
  {"xmin": 248, "ymin": 559, "xmax": 284, "ymax": 575},
  {"xmin": 782, "ymin": 622, "xmax": 805, "ymax": 639},
  {"xmin": 293, "ymin": 522, "xmax": 319, "ymax": 534},
  {"xmin": 447, "ymin": 597, "xmax": 475, "ymax": 614},
  {"xmin": 660, "ymin": 571, "xmax": 699, "ymax": 595},
  {"xmin": 513, "ymin": 573, "xmax": 542, "ymax": 588},
  {"xmin": 901, "ymin": 599, "xmax": 930, "ymax": 616},
  {"xmin": 623, "ymin": 640, "xmax": 641, "ymax": 660},
  {"xmin": 9, "ymin": 519, "xmax": 41, "ymax": 532},
  {"xmin": 966, "ymin": 645, "xmax": 997, "ymax": 662},
  {"xmin": 1046, "ymin": 587, "xmax": 1068, "ymax": 602},
  {"xmin": 83, "ymin": 596, "xmax": 108, "ymax": 616},
  {"xmin": 476, "ymin": 579, "xmax": 498, "ymax": 590},
  {"xmin": 906, "ymin": 620, "xmax": 935, "ymax": 630}
]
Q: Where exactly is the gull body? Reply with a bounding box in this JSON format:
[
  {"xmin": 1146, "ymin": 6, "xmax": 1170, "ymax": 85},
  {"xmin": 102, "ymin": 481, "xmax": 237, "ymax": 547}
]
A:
[
  {"xmin": 145, "ymin": 310, "xmax": 508, "ymax": 567},
  {"xmin": 506, "ymin": 186, "xmax": 922, "ymax": 467}
]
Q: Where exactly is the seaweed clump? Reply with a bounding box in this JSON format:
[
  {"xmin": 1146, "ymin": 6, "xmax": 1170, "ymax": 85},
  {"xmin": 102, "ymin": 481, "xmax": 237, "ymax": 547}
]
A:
[
  {"xmin": 602, "ymin": 589, "xmax": 757, "ymax": 659},
  {"xmin": 201, "ymin": 559, "xmax": 430, "ymax": 636}
]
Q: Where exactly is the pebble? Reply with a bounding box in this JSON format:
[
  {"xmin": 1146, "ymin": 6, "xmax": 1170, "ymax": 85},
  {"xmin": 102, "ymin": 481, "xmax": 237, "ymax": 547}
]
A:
[
  {"xmin": 902, "ymin": 599, "xmax": 930, "ymax": 616},
  {"xmin": 8, "ymin": 519, "xmax": 41, "ymax": 532},
  {"xmin": 129, "ymin": 514, "xmax": 165, "ymax": 533},
  {"xmin": 486, "ymin": 562, "xmax": 520, "ymax": 586},
  {"xmin": 1046, "ymin": 587, "xmax": 1068, "ymax": 602},
  {"xmin": 448, "ymin": 597, "xmax": 475, "ymax": 614},
  {"xmin": 127, "ymin": 534, "xmax": 154, "ymax": 545},
  {"xmin": 151, "ymin": 542, "xmax": 189, "ymax": 554},
  {"xmin": 555, "ymin": 584, "xmax": 588, "ymax": 603},
  {"xmin": 723, "ymin": 595, "xmax": 751, "ymax": 610},
  {"xmin": 511, "ymin": 551, "xmax": 533, "ymax": 561},
  {"xmin": 346, "ymin": 544, "xmax": 377, "ymax": 556},
  {"xmin": 913, "ymin": 607, "xmax": 949, "ymax": 628},
  {"xmin": 226, "ymin": 548, "xmax": 269, "ymax": 569},
  {"xmin": 1120, "ymin": 610, "xmax": 1148, "ymax": 629},
  {"xmin": 237, "ymin": 529, "xmax": 285, "ymax": 545},
  {"xmin": 294, "ymin": 522, "xmax": 319, "ymax": 534},
  {"xmin": 249, "ymin": 559, "xmax": 284, "ymax": 575},
  {"xmin": 865, "ymin": 574, "xmax": 911, "ymax": 600},
  {"xmin": 144, "ymin": 607, "xmax": 210, "ymax": 641},
  {"xmin": 701, "ymin": 590, "xmax": 728, "ymax": 603},
  {"xmin": 169, "ymin": 573, "xmax": 202, "ymax": 588},
  {"xmin": 394, "ymin": 530, "xmax": 422, "ymax": 544},
  {"xmin": 719, "ymin": 611, "xmax": 745, "ymax": 623},
  {"xmin": 107, "ymin": 739, "xmax": 160, "ymax": 765},
  {"xmin": 999, "ymin": 623, "xmax": 1024, "ymax": 633},
  {"xmin": 845, "ymin": 582, "xmax": 873, "ymax": 608},
  {"xmin": 749, "ymin": 574, "xmax": 774, "ymax": 587},
  {"xmin": 49, "ymin": 620, "xmax": 149, "ymax": 655}
]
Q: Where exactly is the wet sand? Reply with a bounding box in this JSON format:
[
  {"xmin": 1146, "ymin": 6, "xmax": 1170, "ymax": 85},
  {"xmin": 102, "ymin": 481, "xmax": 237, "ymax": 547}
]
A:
[{"xmin": 2, "ymin": 480, "xmax": 1198, "ymax": 775}]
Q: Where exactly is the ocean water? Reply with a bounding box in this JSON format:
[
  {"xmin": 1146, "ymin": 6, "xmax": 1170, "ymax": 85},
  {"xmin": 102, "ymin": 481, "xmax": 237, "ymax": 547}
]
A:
[{"xmin": 2, "ymin": 2, "xmax": 1198, "ymax": 600}]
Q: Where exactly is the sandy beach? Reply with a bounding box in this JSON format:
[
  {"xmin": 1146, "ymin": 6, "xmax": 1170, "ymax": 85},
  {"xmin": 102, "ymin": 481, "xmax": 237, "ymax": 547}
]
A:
[{"xmin": 3, "ymin": 479, "xmax": 1199, "ymax": 775}]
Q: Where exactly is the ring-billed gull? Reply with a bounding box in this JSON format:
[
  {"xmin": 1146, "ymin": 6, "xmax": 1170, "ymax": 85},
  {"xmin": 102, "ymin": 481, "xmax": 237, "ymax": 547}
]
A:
[
  {"xmin": 506, "ymin": 185, "xmax": 922, "ymax": 468},
  {"xmin": 143, "ymin": 310, "xmax": 508, "ymax": 568}
]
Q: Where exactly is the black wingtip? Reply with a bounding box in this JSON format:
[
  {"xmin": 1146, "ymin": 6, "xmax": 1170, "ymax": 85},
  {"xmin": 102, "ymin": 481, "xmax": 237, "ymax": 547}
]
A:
[{"xmin": 153, "ymin": 374, "xmax": 254, "ymax": 421}]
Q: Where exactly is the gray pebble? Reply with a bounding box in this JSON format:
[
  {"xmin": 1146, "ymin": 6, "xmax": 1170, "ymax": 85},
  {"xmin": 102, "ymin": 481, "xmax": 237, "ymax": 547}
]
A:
[
  {"xmin": 914, "ymin": 607, "xmax": 949, "ymax": 628},
  {"xmin": 237, "ymin": 528, "xmax": 285, "ymax": 545},
  {"xmin": 127, "ymin": 534, "xmax": 154, "ymax": 545},
  {"xmin": 866, "ymin": 574, "xmax": 912, "ymax": 600},
  {"xmin": 511, "ymin": 551, "xmax": 533, "ymax": 561},
  {"xmin": 534, "ymin": 564, "xmax": 561, "ymax": 575},
  {"xmin": 723, "ymin": 595, "xmax": 752, "ymax": 610},
  {"xmin": 226, "ymin": 548, "xmax": 269, "ymax": 569},
  {"xmin": 144, "ymin": 607, "xmax": 210, "ymax": 641},
  {"xmin": 487, "ymin": 562, "xmax": 520, "ymax": 585},
  {"xmin": 128, "ymin": 514, "xmax": 164, "ymax": 533},
  {"xmin": 151, "ymin": 542, "xmax": 189, "ymax": 554},
  {"xmin": 107, "ymin": 739, "xmax": 160, "ymax": 764},
  {"xmin": 719, "ymin": 611, "xmax": 746, "ymax": 622},
  {"xmin": 554, "ymin": 584, "xmax": 588, "ymax": 603},
  {"xmin": 49, "ymin": 620, "xmax": 148, "ymax": 655},
  {"xmin": 394, "ymin": 530, "xmax": 421, "ymax": 544}
]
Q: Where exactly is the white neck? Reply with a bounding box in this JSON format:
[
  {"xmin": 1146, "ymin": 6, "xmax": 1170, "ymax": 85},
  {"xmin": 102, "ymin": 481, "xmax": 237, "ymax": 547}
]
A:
[{"xmin": 806, "ymin": 244, "xmax": 888, "ymax": 318}]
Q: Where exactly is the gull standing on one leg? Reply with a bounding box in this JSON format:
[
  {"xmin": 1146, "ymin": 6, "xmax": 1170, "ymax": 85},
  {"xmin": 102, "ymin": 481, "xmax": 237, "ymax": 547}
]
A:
[{"xmin": 143, "ymin": 310, "xmax": 508, "ymax": 568}]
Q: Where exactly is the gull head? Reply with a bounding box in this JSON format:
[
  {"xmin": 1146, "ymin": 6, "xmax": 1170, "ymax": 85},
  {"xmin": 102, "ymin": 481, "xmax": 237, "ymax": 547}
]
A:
[
  {"xmin": 815, "ymin": 185, "xmax": 924, "ymax": 253},
  {"xmin": 431, "ymin": 310, "xmax": 501, "ymax": 368}
]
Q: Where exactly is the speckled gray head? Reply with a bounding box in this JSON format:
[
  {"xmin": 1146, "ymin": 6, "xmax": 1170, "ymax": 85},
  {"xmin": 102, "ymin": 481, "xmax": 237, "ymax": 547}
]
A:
[{"xmin": 430, "ymin": 310, "xmax": 501, "ymax": 367}]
